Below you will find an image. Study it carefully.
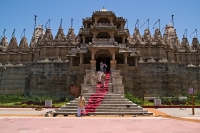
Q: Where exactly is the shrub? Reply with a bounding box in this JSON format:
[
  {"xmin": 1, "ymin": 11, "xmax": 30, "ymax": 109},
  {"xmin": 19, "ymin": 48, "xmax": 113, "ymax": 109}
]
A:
[
  {"xmin": 21, "ymin": 103, "xmax": 27, "ymax": 107},
  {"xmin": 125, "ymin": 92, "xmax": 143, "ymax": 105}
]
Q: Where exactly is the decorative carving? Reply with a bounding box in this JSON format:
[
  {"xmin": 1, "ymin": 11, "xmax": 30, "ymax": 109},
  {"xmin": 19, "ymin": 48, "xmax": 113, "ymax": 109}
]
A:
[
  {"xmin": 152, "ymin": 28, "xmax": 164, "ymax": 45},
  {"xmin": 180, "ymin": 37, "xmax": 190, "ymax": 52},
  {"xmin": 43, "ymin": 28, "xmax": 54, "ymax": 46},
  {"xmin": 0, "ymin": 36, "xmax": 9, "ymax": 52},
  {"xmin": 19, "ymin": 37, "xmax": 29, "ymax": 52},
  {"xmin": 127, "ymin": 28, "xmax": 142, "ymax": 46},
  {"xmin": 191, "ymin": 37, "xmax": 200, "ymax": 51},
  {"xmin": 30, "ymin": 25, "xmax": 45, "ymax": 48},
  {"xmin": 147, "ymin": 57, "xmax": 155, "ymax": 63},
  {"xmin": 7, "ymin": 36, "xmax": 18, "ymax": 52},
  {"xmin": 66, "ymin": 28, "xmax": 80, "ymax": 46},
  {"xmin": 163, "ymin": 24, "xmax": 177, "ymax": 50},
  {"xmin": 142, "ymin": 28, "xmax": 152, "ymax": 45},
  {"xmin": 54, "ymin": 28, "xmax": 66, "ymax": 46},
  {"xmin": 139, "ymin": 57, "xmax": 144, "ymax": 63}
]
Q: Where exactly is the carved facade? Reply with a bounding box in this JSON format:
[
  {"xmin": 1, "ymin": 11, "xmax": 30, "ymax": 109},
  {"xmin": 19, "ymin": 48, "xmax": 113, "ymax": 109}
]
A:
[{"xmin": 0, "ymin": 8, "xmax": 200, "ymax": 97}]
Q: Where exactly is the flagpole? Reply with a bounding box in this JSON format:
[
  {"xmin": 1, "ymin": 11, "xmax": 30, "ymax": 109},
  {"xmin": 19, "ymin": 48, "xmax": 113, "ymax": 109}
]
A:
[
  {"xmin": 34, "ymin": 15, "xmax": 37, "ymax": 31},
  {"xmin": 60, "ymin": 19, "xmax": 63, "ymax": 28}
]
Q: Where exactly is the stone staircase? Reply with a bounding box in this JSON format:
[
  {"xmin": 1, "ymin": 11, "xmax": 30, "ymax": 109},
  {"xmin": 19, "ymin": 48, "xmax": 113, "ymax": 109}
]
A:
[
  {"xmin": 52, "ymin": 70, "xmax": 152, "ymax": 116},
  {"xmin": 53, "ymin": 93, "xmax": 152, "ymax": 116}
]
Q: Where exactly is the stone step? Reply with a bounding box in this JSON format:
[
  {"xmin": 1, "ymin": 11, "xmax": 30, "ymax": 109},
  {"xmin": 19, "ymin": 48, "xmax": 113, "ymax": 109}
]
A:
[
  {"xmin": 96, "ymin": 108, "xmax": 143, "ymax": 111},
  {"xmin": 97, "ymin": 104, "xmax": 139, "ymax": 108},
  {"xmin": 59, "ymin": 105, "xmax": 141, "ymax": 110},
  {"xmin": 82, "ymin": 93, "xmax": 123, "ymax": 96},
  {"xmin": 55, "ymin": 109, "xmax": 146, "ymax": 113},
  {"xmin": 52, "ymin": 111, "xmax": 153, "ymax": 116},
  {"xmin": 84, "ymin": 96, "xmax": 125, "ymax": 99},
  {"xmin": 97, "ymin": 105, "xmax": 143, "ymax": 110},
  {"xmin": 61, "ymin": 103, "xmax": 139, "ymax": 109},
  {"xmin": 101, "ymin": 101, "xmax": 132, "ymax": 104},
  {"xmin": 90, "ymin": 111, "xmax": 151, "ymax": 115},
  {"xmin": 70, "ymin": 99, "xmax": 129, "ymax": 103}
]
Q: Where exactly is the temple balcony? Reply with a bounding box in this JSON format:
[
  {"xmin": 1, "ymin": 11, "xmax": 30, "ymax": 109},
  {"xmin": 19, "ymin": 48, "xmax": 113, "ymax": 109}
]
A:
[
  {"xmin": 117, "ymin": 29, "xmax": 129, "ymax": 35},
  {"xmin": 91, "ymin": 38, "xmax": 118, "ymax": 47},
  {"xmin": 90, "ymin": 23, "xmax": 117, "ymax": 30},
  {"xmin": 92, "ymin": 38, "xmax": 114, "ymax": 44},
  {"xmin": 79, "ymin": 28, "xmax": 91, "ymax": 35}
]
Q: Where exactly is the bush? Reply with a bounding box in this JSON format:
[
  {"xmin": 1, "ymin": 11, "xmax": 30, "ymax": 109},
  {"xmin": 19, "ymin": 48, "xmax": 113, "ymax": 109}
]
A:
[
  {"xmin": 21, "ymin": 103, "xmax": 27, "ymax": 107},
  {"xmin": 0, "ymin": 94, "xmax": 67, "ymax": 106},
  {"xmin": 125, "ymin": 92, "xmax": 143, "ymax": 105}
]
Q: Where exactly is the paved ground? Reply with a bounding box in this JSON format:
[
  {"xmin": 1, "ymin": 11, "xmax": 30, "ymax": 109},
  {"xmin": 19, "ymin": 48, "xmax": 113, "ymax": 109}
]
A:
[{"xmin": 0, "ymin": 108, "xmax": 200, "ymax": 133}]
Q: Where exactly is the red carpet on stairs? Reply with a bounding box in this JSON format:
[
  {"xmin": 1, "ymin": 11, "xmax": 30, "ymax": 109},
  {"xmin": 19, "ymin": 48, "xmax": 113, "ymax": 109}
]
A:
[{"xmin": 85, "ymin": 72, "xmax": 110, "ymax": 114}]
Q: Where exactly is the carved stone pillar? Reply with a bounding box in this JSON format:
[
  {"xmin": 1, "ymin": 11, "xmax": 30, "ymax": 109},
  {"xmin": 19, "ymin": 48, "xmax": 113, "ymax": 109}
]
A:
[
  {"xmin": 110, "ymin": 60, "xmax": 117, "ymax": 70},
  {"xmin": 91, "ymin": 52, "xmax": 95, "ymax": 60},
  {"xmin": 90, "ymin": 60, "xmax": 96, "ymax": 70},
  {"xmin": 70, "ymin": 56, "xmax": 74, "ymax": 66},
  {"xmin": 112, "ymin": 53, "xmax": 115, "ymax": 60},
  {"xmin": 82, "ymin": 36, "xmax": 86, "ymax": 43},
  {"xmin": 135, "ymin": 57, "xmax": 138, "ymax": 67},
  {"xmin": 123, "ymin": 53, "xmax": 128, "ymax": 64},
  {"xmin": 79, "ymin": 53, "xmax": 83, "ymax": 64},
  {"xmin": 122, "ymin": 36, "xmax": 125, "ymax": 43}
]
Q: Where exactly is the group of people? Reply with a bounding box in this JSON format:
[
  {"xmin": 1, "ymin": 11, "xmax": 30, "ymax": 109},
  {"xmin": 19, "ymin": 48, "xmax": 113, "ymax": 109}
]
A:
[
  {"xmin": 77, "ymin": 61, "xmax": 108, "ymax": 117},
  {"xmin": 98, "ymin": 61, "xmax": 107, "ymax": 89}
]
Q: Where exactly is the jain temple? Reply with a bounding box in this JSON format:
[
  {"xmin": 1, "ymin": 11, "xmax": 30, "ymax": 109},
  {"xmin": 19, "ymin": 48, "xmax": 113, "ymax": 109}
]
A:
[{"xmin": 0, "ymin": 8, "xmax": 200, "ymax": 98}]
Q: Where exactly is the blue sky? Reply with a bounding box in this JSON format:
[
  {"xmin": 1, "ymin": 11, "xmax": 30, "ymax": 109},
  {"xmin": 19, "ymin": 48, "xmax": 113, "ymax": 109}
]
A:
[{"xmin": 0, "ymin": 0, "xmax": 199, "ymax": 44}]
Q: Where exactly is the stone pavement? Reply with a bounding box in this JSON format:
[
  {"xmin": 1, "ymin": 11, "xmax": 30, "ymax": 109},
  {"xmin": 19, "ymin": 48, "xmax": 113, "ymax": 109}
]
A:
[{"xmin": 0, "ymin": 108, "xmax": 200, "ymax": 133}]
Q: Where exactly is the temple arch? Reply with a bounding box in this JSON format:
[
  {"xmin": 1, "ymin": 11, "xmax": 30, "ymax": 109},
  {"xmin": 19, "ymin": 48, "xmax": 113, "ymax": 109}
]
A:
[
  {"xmin": 97, "ymin": 18, "xmax": 110, "ymax": 23},
  {"xmin": 95, "ymin": 50, "xmax": 111, "ymax": 71},
  {"xmin": 96, "ymin": 32, "xmax": 111, "ymax": 38}
]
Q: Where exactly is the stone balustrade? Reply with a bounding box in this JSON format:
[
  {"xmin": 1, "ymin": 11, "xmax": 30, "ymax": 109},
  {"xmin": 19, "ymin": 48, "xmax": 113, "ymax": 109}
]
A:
[
  {"xmin": 79, "ymin": 28, "xmax": 90, "ymax": 35},
  {"xmin": 91, "ymin": 23, "xmax": 116, "ymax": 29},
  {"xmin": 117, "ymin": 29, "xmax": 129, "ymax": 34},
  {"xmin": 93, "ymin": 23, "xmax": 114, "ymax": 27},
  {"xmin": 92, "ymin": 38, "xmax": 114, "ymax": 43},
  {"xmin": 118, "ymin": 43, "xmax": 127, "ymax": 48}
]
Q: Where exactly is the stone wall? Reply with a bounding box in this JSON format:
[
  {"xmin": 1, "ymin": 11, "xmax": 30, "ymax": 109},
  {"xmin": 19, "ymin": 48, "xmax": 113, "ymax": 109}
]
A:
[
  {"xmin": 117, "ymin": 63, "xmax": 200, "ymax": 97},
  {"xmin": 0, "ymin": 63, "xmax": 87, "ymax": 97},
  {"xmin": 0, "ymin": 66, "xmax": 26, "ymax": 94}
]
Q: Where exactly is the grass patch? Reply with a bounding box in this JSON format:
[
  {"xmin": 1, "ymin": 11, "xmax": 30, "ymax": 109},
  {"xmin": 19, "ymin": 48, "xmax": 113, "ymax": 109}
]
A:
[{"xmin": 0, "ymin": 94, "xmax": 70, "ymax": 107}]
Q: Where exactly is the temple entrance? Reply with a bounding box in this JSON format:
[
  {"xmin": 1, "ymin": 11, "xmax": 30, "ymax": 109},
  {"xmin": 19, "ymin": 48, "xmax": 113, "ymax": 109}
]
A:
[{"xmin": 96, "ymin": 56, "xmax": 111, "ymax": 72}]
